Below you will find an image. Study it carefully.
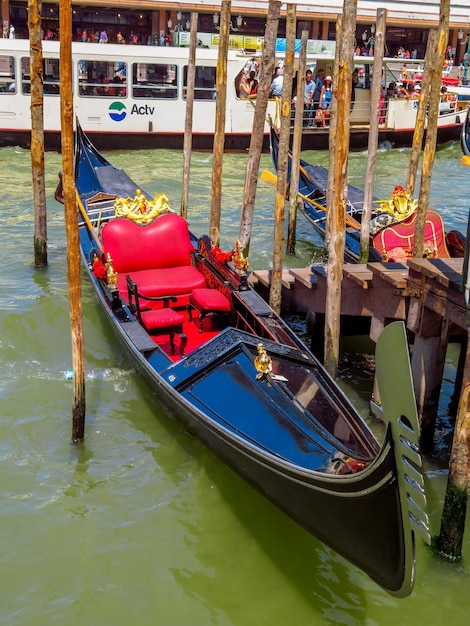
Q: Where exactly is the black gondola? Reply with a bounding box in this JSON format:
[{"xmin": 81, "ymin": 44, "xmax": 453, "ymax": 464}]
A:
[
  {"xmin": 461, "ymin": 107, "xmax": 470, "ymax": 157},
  {"xmin": 269, "ymin": 127, "xmax": 466, "ymax": 262},
  {"xmin": 67, "ymin": 120, "xmax": 430, "ymax": 597}
]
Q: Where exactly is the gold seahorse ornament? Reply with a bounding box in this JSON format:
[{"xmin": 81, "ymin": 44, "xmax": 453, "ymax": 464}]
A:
[
  {"xmin": 232, "ymin": 240, "xmax": 249, "ymax": 274},
  {"xmin": 377, "ymin": 185, "xmax": 418, "ymax": 222},
  {"xmin": 114, "ymin": 190, "xmax": 172, "ymax": 223}
]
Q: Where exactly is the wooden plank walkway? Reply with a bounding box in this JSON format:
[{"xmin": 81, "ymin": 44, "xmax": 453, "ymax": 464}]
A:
[
  {"xmin": 252, "ymin": 258, "xmax": 466, "ymax": 334},
  {"xmin": 407, "ymin": 258, "xmax": 466, "ymax": 331}
]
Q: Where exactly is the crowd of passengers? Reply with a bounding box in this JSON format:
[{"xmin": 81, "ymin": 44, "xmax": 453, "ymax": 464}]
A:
[
  {"xmin": 236, "ymin": 60, "xmax": 336, "ymax": 128},
  {"xmin": 236, "ymin": 57, "xmax": 455, "ymax": 128}
]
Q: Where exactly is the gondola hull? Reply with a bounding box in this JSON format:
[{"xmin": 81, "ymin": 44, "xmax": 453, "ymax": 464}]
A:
[
  {"xmin": 461, "ymin": 107, "xmax": 470, "ymax": 157},
  {"xmin": 71, "ymin": 121, "xmax": 429, "ymax": 596}
]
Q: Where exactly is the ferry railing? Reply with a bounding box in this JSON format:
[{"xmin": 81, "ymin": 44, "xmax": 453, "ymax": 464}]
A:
[{"xmin": 289, "ymin": 97, "xmax": 387, "ymax": 130}]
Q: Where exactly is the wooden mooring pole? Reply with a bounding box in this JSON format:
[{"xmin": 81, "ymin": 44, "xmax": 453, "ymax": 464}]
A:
[
  {"xmin": 413, "ymin": 1, "xmax": 450, "ymax": 258},
  {"xmin": 239, "ymin": 0, "xmax": 280, "ymax": 254},
  {"xmin": 28, "ymin": 0, "xmax": 47, "ymax": 268},
  {"xmin": 409, "ymin": 309, "xmax": 449, "ymax": 454},
  {"xmin": 324, "ymin": 3, "xmax": 356, "ymax": 379},
  {"xmin": 180, "ymin": 12, "xmax": 198, "ymax": 219},
  {"xmin": 408, "ymin": 2, "xmax": 450, "ymax": 456},
  {"xmin": 436, "ymin": 215, "xmax": 470, "ymax": 559},
  {"xmin": 286, "ymin": 29, "xmax": 308, "ymax": 256},
  {"xmin": 406, "ymin": 30, "xmax": 437, "ymax": 197},
  {"xmin": 359, "ymin": 8, "xmax": 386, "ymax": 263},
  {"xmin": 60, "ymin": 0, "xmax": 86, "ymax": 442},
  {"xmin": 270, "ymin": 3, "xmax": 295, "ymax": 315},
  {"xmin": 436, "ymin": 331, "xmax": 470, "ymax": 560},
  {"xmin": 209, "ymin": 0, "xmax": 230, "ymax": 247}
]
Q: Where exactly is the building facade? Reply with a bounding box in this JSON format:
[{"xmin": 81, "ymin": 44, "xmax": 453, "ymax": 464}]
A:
[{"xmin": 2, "ymin": 1, "xmax": 470, "ymax": 63}]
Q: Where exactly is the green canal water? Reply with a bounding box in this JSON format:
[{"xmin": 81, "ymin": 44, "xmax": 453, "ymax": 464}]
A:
[{"xmin": 0, "ymin": 140, "xmax": 469, "ymax": 625}]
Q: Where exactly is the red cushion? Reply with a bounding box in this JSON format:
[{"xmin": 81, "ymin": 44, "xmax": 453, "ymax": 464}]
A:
[
  {"xmin": 118, "ymin": 267, "xmax": 206, "ymax": 301},
  {"xmin": 191, "ymin": 288, "xmax": 231, "ymax": 312},
  {"xmin": 140, "ymin": 307, "xmax": 184, "ymax": 330},
  {"xmin": 371, "ymin": 210, "xmax": 450, "ymax": 260},
  {"xmin": 102, "ymin": 214, "xmax": 195, "ymax": 273}
]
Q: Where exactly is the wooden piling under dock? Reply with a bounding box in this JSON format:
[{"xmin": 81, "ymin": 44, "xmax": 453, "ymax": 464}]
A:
[{"xmin": 250, "ymin": 257, "xmax": 467, "ymax": 452}]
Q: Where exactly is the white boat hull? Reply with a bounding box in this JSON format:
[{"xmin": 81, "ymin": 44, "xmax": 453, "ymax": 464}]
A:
[{"xmin": 0, "ymin": 39, "xmax": 463, "ymax": 151}]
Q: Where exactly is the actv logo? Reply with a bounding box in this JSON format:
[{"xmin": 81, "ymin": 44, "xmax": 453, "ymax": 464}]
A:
[
  {"xmin": 108, "ymin": 102, "xmax": 156, "ymax": 122},
  {"xmin": 108, "ymin": 101, "xmax": 127, "ymax": 122}
]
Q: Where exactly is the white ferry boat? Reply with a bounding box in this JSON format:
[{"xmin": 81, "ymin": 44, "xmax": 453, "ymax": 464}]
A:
[{"xmin": 0, "ymin": 38, "xmax": 464, "ymax": 152}]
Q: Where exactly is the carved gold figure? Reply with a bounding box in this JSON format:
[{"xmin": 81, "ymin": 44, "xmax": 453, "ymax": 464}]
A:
[
  {"xmin": 105, "ymin": 252, "xmax": 118, "ymax": 287},
  {"xmin": 377, "ymin": 185, "xmax": 418, "ymax": 222},
  {"xmin": 254, "ymin": 343, "xmax": 272, "ymax": 378},
  {"xmin": 114, "ymin": 190, "xmax": 172, "ymax": 223},
  {"xmin": 232, "ymin": 240, "xmax": 249, "ymax": 274}
]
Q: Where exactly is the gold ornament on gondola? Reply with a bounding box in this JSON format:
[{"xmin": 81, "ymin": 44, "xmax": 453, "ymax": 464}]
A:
[
  {"xmin": 105, "ymin": 252, "xmax": 118, "ymax": 287},
  {"xmin": 254, "ymin": 343, "xmax": 272, "ymax": 379},
  {"xmin": 114, "ymin": 189, "xmax": 172, "ymax": 223},
  {"xmin": 232, "ymin": 240, "xmax": 249, "ymax": 274},
  {"xmin": 377, "ymin": 185, "xmax": 418, "ymax": 222}
]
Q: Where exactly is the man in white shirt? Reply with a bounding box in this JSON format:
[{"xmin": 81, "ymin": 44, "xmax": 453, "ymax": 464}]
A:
[
  {"xmin": 270, "ymin": 67, "xmax": 284, "ymax": 96},
  {"xmin": 303, "ymin": 69, "xmax": 315, "ymax": 126}
]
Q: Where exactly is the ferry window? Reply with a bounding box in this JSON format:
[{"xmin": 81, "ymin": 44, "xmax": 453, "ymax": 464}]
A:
[
  {"xmin": 78, "ymin": 60, "xmax": 127, "ymax": 98},
  {"xmin": 44, "ymin": 59, "xmax": 60, "ymax": 94},
  {"xmin": 131, "ymin": 63, "xmax": 177, "ymax": 99},
  {"xmin": 183, "ymin": 66, "xmax": 217, "ymax": 100},
  {"xmin": 20, "ymin": 57, "xmax": 61, "ymax": 95},
  {"xmin": 0, "ymin": 55, "xmax": 15, "ymax": 93}
]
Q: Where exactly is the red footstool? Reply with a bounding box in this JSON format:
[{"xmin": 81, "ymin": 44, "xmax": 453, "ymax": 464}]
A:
[
  {"xmin": 189, "ymin": 288, "xmax": 231, "ymax": 332},
  {"xmin": 127, "ymin": 275, "xmax": 187, "ymax": 355}
]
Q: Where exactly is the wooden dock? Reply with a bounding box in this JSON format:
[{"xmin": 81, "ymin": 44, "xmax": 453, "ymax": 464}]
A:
[{"xmin": 250, "ymin": 257, "xmax": 467, "ymax": 453}]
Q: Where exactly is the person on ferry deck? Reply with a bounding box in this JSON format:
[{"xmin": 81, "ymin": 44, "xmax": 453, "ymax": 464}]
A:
[
  {"xmin": 319, "ymin": 76, "xmax": 332, "ymax": 110},
  {"xmin": 303, "ymin": 70, "xmax": 315, "ymax": 126},
  {"xmin": 312, "ymin": 68, "xmax": 325, "ymax": 113},
  {"xmin": 316, "ymin": 75, "xmax": 332, "ymax": 127},
  {"xmin": 351, "ymin": 68, "xmax": 359, "ymax": 111},
  {"xmin": 247, "ymin": 71, "xmax": 258, "ymax": 95},
  {"xmin": 269, "ymin": 67, "xmax": 284, "ymax": 97},
  {"xmin": 238, "ymin": 72, "xmax": 251, "ymax": 98}
]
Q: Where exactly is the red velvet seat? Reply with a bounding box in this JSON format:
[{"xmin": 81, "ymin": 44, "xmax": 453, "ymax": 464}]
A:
[
  {"xmin": 189, "ymin": 288, "xmax": 231, "ymax": 333},
  {"xmin": 118, "ymin": 266, "xmax": 205, "ymax": 300},
  {"xmin": 102, "ymin": 214, "xmax": 206, "ymax": 301},
  {"xmin": 127, "ymin": 276, "xmax": 187, "ymax": 356},
  {"xmin": 371, "ymin": 210, "xmax": 450, "ymax": 262}
]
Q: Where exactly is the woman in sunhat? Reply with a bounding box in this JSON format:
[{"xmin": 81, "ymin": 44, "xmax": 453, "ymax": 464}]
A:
[{"xmin": 316, "ymin": 75, "xmax": 333, "ymax": 126}]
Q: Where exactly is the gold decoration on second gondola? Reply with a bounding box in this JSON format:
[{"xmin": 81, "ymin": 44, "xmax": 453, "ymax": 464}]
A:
[
  {"xmin": 114, "ymin": 189, "xmax": 172, "ymax": 223},
  {"xmin": 370, "ymin": 186, "xmax": 419, "ymax": 236},
  {"xmin": 377, "ymin": 185, "xmax": 418, "ymax": 222}
]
